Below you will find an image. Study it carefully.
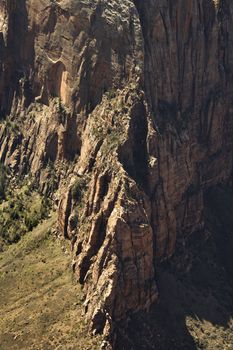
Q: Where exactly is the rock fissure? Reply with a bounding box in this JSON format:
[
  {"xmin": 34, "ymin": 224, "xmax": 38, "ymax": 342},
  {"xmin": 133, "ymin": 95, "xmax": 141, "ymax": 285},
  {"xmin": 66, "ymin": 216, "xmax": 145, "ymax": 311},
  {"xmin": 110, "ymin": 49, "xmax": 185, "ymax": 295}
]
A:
[{"xmin": 1, "ymin": 0, "xmax": 233, "ymax": 348}]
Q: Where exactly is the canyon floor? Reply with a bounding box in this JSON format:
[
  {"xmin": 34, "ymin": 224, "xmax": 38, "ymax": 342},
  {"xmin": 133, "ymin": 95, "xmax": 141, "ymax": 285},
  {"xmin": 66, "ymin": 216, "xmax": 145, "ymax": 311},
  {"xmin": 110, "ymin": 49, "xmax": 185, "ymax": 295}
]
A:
[
  {"xmin": 0, "ymin": 213, "xmax": 102, "ymax": 350},
  {"xmin": 0, "ymin": 187, "xmax": 233, "ymax": 350}
]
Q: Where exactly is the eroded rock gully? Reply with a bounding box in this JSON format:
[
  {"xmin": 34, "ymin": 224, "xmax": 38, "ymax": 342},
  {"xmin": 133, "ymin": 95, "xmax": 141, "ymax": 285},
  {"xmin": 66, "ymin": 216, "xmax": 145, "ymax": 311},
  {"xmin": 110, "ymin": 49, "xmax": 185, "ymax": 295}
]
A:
[{"xmin": 1, "ymin": 0, "xmax": 233, "ymax": 346}]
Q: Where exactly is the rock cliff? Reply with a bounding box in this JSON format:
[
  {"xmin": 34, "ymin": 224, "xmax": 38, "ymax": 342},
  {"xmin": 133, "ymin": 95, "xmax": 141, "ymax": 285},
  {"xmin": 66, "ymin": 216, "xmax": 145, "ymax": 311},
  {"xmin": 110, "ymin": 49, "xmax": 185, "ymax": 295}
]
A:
[{"xmin": 1, "ymin": 0, "xmax": 233, "ymax": 346}]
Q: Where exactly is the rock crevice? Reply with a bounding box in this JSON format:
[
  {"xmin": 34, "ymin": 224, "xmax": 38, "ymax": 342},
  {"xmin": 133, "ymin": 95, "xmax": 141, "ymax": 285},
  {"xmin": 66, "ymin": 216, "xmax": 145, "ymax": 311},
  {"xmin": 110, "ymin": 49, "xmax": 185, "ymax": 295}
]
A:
[{"xmin": 1, "ymin": 0, "xmax": 233, "ymax": 345}]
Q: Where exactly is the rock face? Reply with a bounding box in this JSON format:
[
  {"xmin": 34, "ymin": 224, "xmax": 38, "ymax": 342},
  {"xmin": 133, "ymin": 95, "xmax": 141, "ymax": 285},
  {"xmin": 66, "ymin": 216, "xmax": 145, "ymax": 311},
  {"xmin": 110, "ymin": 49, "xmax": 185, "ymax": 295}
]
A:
[
  {"xmin": 135, "ymin": 0, "xmax": 233, "ymax": 261},
  {"xmin": 1, "ymin": 0, "xmax": 233, "ymax": 343}
]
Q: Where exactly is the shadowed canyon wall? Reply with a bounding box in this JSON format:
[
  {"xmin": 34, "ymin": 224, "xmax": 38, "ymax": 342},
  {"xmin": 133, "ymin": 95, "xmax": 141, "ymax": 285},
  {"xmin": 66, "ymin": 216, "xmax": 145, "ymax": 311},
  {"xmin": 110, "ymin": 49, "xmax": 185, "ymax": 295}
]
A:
[{"xmin": 0, "ymin": 0, "xmax": 233, "ymax": 342}]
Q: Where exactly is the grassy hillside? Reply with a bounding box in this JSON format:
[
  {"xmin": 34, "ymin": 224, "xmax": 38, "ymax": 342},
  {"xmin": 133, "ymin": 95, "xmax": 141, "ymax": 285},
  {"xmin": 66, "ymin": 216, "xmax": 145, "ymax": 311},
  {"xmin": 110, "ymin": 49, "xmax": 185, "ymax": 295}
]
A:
[
  {"xmin": 0, "ymin": 180, "xmax": 51, "ymax": 251},
  {"xmin": 0, "ymin": 214, "xmax": 102, "ymax": 350}
]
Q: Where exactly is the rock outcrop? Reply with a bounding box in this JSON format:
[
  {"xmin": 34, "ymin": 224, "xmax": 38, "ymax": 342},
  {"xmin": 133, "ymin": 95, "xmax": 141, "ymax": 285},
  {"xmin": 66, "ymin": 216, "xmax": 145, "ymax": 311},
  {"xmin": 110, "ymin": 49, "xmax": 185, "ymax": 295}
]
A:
[{"xmin": 1, "ymin": 0, "xmax": 233, "ymax": 345}]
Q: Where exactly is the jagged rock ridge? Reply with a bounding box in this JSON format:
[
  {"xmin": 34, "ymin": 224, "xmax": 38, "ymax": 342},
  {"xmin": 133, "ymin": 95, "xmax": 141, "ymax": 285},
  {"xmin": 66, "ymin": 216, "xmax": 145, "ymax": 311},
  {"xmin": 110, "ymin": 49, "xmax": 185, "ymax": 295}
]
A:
[{"xmin": 0, "ymin": 0, "xmax": 233, "ymax": 344}]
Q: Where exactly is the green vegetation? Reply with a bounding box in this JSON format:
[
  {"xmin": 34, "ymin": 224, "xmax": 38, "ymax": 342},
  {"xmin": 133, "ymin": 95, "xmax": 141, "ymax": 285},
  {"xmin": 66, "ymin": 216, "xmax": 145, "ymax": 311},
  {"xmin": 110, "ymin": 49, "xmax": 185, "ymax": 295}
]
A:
[
  {"xmin": 54, "ymin": 97, "xmax": 68, "ymax": 125},
  {"xmin": 71, "ymin": 175, "xmax": 93, "ymax": 240},
  {"xmin": 0, "ymin": 185, "xmax": 51, "ymax": 251},
  {"xmin": 0, "ymin": 215, "xmax": 103, "ymax": 350},
  {"xmin": 46, "ymin": 160, "xmax": 59, "ymax": 195},
  {"xmin": 24, "ymin": 197, "xmax": 50, "ymax": 231},
  {"xmin": 71, "ymin": 176, "xmax": 87, "ymax": 202},
  {"xmin": 106, "ymin": 88, "xmax": 117, "ymax": 100},
  {"xmin": 4, "ymin": 116, "xmax": 20, "ymax": 135}
]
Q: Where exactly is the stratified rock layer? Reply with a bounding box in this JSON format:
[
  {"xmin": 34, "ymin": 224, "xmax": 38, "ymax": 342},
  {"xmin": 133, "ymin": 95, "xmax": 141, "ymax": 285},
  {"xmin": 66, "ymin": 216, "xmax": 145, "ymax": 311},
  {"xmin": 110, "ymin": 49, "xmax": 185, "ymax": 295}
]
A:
[{"xmin": 0, "ymin": 0, "xmax": 233, "ymax": 342}]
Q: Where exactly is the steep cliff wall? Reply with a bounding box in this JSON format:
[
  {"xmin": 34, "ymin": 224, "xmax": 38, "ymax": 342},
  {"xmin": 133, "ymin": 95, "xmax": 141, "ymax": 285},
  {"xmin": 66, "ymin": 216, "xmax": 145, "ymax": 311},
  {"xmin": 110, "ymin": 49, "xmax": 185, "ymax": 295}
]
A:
[
  {"xmin": 0, "ymin": 0, "xmax": 233, "ymax": 343},
  {"xmin": 135, "ymin": 0, "xmax": 233, "ymax": 261}
]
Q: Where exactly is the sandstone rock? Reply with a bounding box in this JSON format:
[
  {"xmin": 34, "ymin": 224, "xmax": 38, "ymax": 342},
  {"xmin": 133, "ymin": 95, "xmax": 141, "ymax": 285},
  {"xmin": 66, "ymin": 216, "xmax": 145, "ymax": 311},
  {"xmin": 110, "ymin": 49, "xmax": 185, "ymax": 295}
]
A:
[{"xmin": 0, "ymin": 0, "xmax": 233, "ymax": 343}]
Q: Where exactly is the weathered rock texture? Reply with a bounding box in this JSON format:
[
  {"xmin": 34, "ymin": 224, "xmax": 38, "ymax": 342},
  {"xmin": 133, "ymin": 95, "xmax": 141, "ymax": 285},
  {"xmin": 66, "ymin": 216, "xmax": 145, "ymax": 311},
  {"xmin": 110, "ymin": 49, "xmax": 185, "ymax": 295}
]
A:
[{"xmin": 1, "ymin": 0, "xmax": 233, "ymax": 343}]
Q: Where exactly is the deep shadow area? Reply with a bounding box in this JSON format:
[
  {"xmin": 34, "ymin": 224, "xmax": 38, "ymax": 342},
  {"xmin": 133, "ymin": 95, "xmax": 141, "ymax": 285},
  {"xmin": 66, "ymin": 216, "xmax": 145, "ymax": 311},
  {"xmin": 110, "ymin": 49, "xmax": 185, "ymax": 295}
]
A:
[
  {"xmin": 119, "ymin": 101, "xmax": 149, "ymax": 192},
  {"xmin": 115, "ymin": 186, "xmax": 233, "ymax": 349},
  {"xmin": 0, "ymin": 0, "xmax": 35, "ymax": 116}
]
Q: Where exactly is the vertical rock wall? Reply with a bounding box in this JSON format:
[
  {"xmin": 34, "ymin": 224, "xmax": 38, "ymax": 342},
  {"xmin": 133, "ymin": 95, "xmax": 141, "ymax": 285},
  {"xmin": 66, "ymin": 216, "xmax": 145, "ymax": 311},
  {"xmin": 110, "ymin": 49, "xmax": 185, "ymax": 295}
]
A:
[{"xmin": 0, "ymin": 0, "xmax": 233, "ymax": 341}]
